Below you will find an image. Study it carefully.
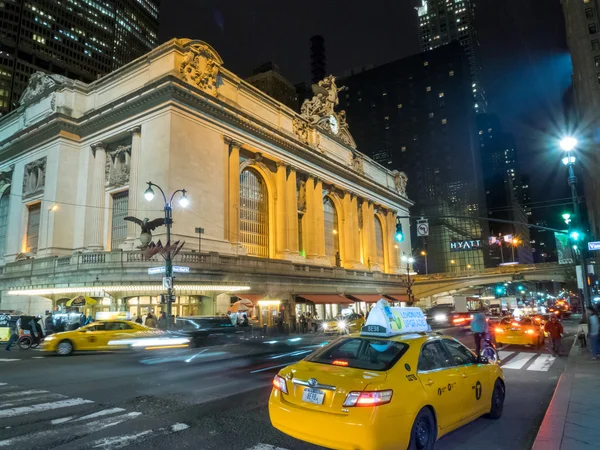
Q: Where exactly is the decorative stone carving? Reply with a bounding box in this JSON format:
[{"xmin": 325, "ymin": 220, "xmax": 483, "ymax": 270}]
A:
[
  {"xmin": 292, "ymin": 118, "xmax": 309, "ymax": 144},
  {"xmin": 351, "ymin": 153, "xmax": 364, "ymax": 174},
  {"xmin": 392, "ymin": 170, "xmax": 408, "ymax": 196},
  {"xmin": 0, "ymin": 165, "xmax": 14, "ymax": 189},
  {"xmin": 299, "ymin": 75, "xmax": 357, "ymax": 148},
  {"xmin": 105, "ymin": 144, "xmax": 131, "ymax": 188},
  {"xmin": 22, "ymin": 157, "xmax": 47, "ymax": 199},
  {"xmin": 19, "ymin": 72, "xmax": 70, "ymax": 106},
  {"xmin": 253, "ymin": 152, "xmax": 263, "ymax": 164},
  {"xmin": 297, "ymin": 180, "xmax": 307, "ymax": 213},
  {"xmin": 179, "ymin": 42, "xmax": 223, "ymax": 96}
]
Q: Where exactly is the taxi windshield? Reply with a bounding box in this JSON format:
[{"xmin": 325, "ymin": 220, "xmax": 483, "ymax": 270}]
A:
[{"xmin": 306, "ymin": 337, "xmax": 409, "ymax": 371}]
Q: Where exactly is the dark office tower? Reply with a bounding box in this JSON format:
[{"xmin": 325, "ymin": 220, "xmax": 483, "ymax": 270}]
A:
[
  {"xmin": 416, "ymin": 0, "xmax": 486, "ymax": 112},
  {"xmin": 562, "ymin": 0, "xmax": 600, "ymax": 238},
  {"xmin": 246, "ymin": 62, "xmax": 299, "ymax": 110},
  {"xmin": 0, "ymin": 0, "xmax": 160, "ymax": 114},
  {"xmin": 339, "ymin": 42, "xmax": 489, "ymax": 274},
  {"xmin": 310, "ymin": 35, "xmax": 326, "ymax": 85},
  {"xmin": 477, "ymin": 114, "xmax": 532, "ymax": 265}
]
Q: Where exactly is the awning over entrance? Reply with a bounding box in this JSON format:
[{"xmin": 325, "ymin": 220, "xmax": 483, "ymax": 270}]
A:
[
  {"xmin": 347, "ymin": 294, "xmax": 386, "ymax": 303},
  {"xmin": 385, "ymin": 294, "xmax": 410, "ymax": 303},
  {"xmin": 297, "ymin": 294, "xmax": 353, "ymax": 305},
  {"xmin": 235, "ymin": 294, "xmax": 264, "ymax": 305}
]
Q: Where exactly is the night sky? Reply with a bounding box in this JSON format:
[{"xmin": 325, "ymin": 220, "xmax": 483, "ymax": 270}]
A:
[{"xmin": 159, "ymin": 0, "xmax": 573, "ymax": 223}]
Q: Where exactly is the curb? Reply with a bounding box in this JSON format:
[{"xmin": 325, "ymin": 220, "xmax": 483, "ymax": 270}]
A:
[{"xmin": 531, "ymin": 334, "xmax": 579, "ymax": 450}]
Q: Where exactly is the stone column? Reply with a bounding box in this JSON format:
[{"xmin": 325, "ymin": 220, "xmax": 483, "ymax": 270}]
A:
[
  {"xmin": 275, "ymin": 161, "xmax": 289, "ymax": 259},
  {"xmin": 342, "ymin": 193, "xmax": 356, "ymax": 268},
  {"xmin": 84, "ymin": 143, "xmax": 106, "ymax": 251},
  {"xmin": 125, "ymin": 127, "xmax": 141, "ymax": 247},
  {"xmin": 314, "ymin": 177, "xmax": 326, "ymax": 259},
  {"xmin": 359, "ymin": 200, "xmax": 371, "ymax": 268},
  {"xmin": 225, "ymin": 137, "xmax": 241, "ymax": 245},
  {"xmin": 303, "ymin": 176, "xmax": 318, "ymax": 259},
  {"xmin": 286, "ymin": 167, "xmax": 299, "ymax": 256},
  {"xmin": 386, "ymin": 211, "xmax": 399, "ymax": 273}
]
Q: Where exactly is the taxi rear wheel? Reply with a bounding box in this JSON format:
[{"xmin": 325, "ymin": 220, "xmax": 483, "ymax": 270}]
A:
[
  {"xmin": 57, "ymin": 340, "xmax": 73, "ymax": 356},
  {"xmin": 487, "ymin": 380, "xmax": 505, "ymax": 419},
  {"xmin": 407, "ymin": 407, "xmax": 436, "ymax": 450}
]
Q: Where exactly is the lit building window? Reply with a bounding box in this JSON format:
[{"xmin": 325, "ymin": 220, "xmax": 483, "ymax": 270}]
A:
[
  {"xmin": 398, "ymin": 103, "xmax": 403, "ymax": 109},
  {"xmin": 240, "ymin": 168, "xmax": 269, "ymax": 257},
  {"xmin": 424, "ymin": 61, "xmax": 429, "ymax": 66},
  {"xmin": 449, "ymin": 70, "xmax": 454, "ymax": 76},
  {"xmin": 26, "ymin": 203, "xmax": 41, "ymax": 254},
  {"xmin": 442, "ymin": 118, "xmax": 447, "ymax": 124},
  {"xmin": 111, "ymin": 190, "xmax": 129, "ymax": 250},
  {"xmin": 439, "ymin": 92, "xmax": 444, "ymax": 97},
  {"xmin": 323, "ymin": 196, "xmax": 340, "ymax": 264},
  {"xmin": 429, "ymin": 112, "xmax": 434, "ymax": 118},
  {"xmin": 401, "ymin": 146, "xmax": 407, "ymax": 152},
  {"xmin": 374, "ymin": 216, "xmax": 384, "ymax": 266},
  {"xmin": 426, "ymin": 86, "xmax": 432, "ymax": 92}
]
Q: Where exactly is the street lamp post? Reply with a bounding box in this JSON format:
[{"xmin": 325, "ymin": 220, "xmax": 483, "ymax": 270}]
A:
[
  {"xmin": 144, "ymin": 181, "xmax": 189, "ymax": 325},
  {"xmin": 420, "ymin": 250, "xmax": 428, "ymax": 275},
  {"xmin": 559, "ymin": 137, "xmax": 591, "ymax": 308},
  {"xmin": 401, "ymin": 254, "xmax": 415, "ymax": 304},
  {"xmin": 511, "ymin": 238, "xmax": 519, "ymax": 263}
]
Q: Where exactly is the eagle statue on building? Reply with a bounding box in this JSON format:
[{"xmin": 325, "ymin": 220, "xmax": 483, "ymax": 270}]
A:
[{"xmin": 123, "ymin": 216, "xmax": 165, "ymax": 247}]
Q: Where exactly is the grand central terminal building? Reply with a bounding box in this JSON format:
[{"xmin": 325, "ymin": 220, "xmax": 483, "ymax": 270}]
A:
[{"xmin": 0, "ymin": 39, "xmax": 413, "ymax": 325}]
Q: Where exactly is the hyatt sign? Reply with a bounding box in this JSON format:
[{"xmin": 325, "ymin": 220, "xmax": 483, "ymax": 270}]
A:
[{"xmin": 450, "ymin": 239, "xmax": 483, "ymax": 251}]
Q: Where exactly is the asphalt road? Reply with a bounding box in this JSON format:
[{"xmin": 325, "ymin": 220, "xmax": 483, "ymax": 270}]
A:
[{"xmin": 0, "ymin": 319, "xmax": 577, "ymax": 450}]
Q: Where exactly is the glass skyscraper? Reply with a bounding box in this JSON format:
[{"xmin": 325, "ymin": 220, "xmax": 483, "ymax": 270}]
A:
[{"xmin": 0, "ymin": 0, "xmax": 159, "ymax": 113}]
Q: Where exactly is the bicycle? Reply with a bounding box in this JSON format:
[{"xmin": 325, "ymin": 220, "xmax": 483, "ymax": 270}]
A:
[
  {"xmin": 480, "ymin": 334, "xmax": 499, "ymax": 364},
  {"xmin": 17, "ymin": 335, "xmax": 43, "ymax": 350}
]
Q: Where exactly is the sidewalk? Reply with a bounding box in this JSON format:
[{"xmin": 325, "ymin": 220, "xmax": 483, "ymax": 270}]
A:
[{"xmin": 532, "ymin": 337, "xmax": 600, "ymax": 450}]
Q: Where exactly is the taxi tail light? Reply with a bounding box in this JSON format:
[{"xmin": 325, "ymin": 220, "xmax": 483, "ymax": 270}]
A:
[
  {"xmin": 495, "ymin": 327, "xmax": 504, "ymax": 333},
  {"xmin": 526, "ymin": 329, "xmax": 536, "ymax": 335},
  {"xmin": 343, "ymin": 390, "xmax": 393, "ymax": 407},
  {"xmin": 273, "ymin": 375, "xmax": 288, "ymax": 394},
  {"xmin": 453, "ymin": 317, "xmax": 466, "ymax": 324}
]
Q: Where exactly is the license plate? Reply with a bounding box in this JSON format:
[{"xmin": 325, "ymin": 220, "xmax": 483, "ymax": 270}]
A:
[
  {"xmin": 510, "ymin": 328, "xmax": 520, "ymax": 331},
  {"xmin": 302, "ymin": 388, "xmax": 325, "ymax": 405}
]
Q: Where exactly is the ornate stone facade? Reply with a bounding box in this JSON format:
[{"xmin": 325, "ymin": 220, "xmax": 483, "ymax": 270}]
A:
[
  {"xmin": 179, "ymin": 41, "xmax": 223, "ymax": 96},
  {"xmin": 22, "ymin": 157, "xmax": 46, "ymax": 199},
  {"xmin": 105, "ymin": 144, "xmax": 131, "ymax": 188},
  {"xmin": 392, "ymin": 170, "xmax": 408, "ymax": 196},
  {"xmin": 18, "ymin": 72, "xmax": 70, "ymax": 106},
  {"xmin": 292, "ymin": 118, "xmax": 309, "ymax": 144}
]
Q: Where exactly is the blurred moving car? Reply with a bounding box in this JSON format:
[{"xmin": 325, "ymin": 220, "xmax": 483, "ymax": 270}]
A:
[
  {"xmin": 174, "ymin": 316, "xmax": 238, "ymax": 347},
  {"xmin": 494, "ymin": 317, "xmax": 545, "ymax": 348},
  {"xmin": 426, "ymin": 305, "xmax": 473, "ymax": 328},
  {"xmin": 269, "ymin": 306, "xmax": 505, "ymax": 450},
  {"xmin": 42, "ymin": 320, "xmax": 154, "ymax": 356},
  {"xmin": 321, "ymin": 313, "xmax": 365, "ymax": 334}
]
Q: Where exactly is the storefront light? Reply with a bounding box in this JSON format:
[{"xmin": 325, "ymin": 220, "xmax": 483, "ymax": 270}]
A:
[
  {"xmin": 8, "ymin": 285, "xmax": 251, "ymax": 296},
  {"xmin": 257, "ymin": 300, "xmax": 281, "ymax": 306}
]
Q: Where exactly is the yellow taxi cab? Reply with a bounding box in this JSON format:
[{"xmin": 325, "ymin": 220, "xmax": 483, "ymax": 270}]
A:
[
  {"xmin": 494, "ymin": 316, "xmax": 545, "ymax": 348},
  {"xmin": 321, "ymin": 313, "xmax": 365, "ymax": 334},
  {"xmin": 43, "ymin": 320, "xmax": 154, "ymax": 356},
  {"xmin": 269, "ymin": 302, "xmax": 505, "ymax": 450}
]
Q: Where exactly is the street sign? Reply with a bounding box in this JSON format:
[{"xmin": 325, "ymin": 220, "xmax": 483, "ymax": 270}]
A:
[
  {"xmin": 173, "ymin": 266, "xmax": 190, "ymax": 273},
  {"xmin": 417, "ymin": 219, "xmax": 429, "ymax": 237},
  {"xmin": 195, "ymin": 227, "xmax": 204, "ymax": 234},
  {"xmin": 162, "ymin": 277, "xmax": 172, "ymax": 289},
  {"xmin": 589, "ymin": 241, "xmax": 600, "ymax": 251},
  {"xmin": 148, "ymin": 266, "xmax": 166, "ymax": 275}
]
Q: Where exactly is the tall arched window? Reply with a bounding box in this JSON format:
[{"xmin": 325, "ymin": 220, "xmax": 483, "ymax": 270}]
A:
[
  {"xmin": 323, "ymin": 196, "xmax": 339, "ymax": 263},
  {"xmin": 374, "ymin": 215, "xmax": 385, "ymax": 266},
  {"xmin": 0, "ymin": 189, "xmax": 9, "ymax": 259},
  {"xmin": 240, "ymin": 168, "xmax": 269, "ymax": 257}
]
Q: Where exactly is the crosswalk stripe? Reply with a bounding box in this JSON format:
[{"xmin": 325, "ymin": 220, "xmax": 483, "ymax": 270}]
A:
[
  {"xmin": 0, "ymin": 393, "xmax": 66, "ymax": 408},
  {"xmin": 501, "ymin": 352, "xmax": 536, "ymax": 369},
  {"xmin": 0, "ymin": 412, "xmax": 142, "ymax": 447},
  {"xmin": 245, "ymin": 445, "xmax": 290, "ymax": 450},
  {"xmin": 498, "ymin": 350, "xmax": 514, "ymax": 361},
  {"xmin": 527, "ymin": 354, "xmax": 556, "ymax": 371},
  {"xmin": 0, "ymin": 359, "xmax": 19, "ymax": 362},
  {"xmin": 73, "ymin": 408, "xmax": 126, "ymax": 422},
  {"xmin": 0, "ymin": 397, "xmax": 93, "ymax": 419},
  {"xmin": 0, "ymin": 389, "xmax": 49, "ymax": 398},
  {"xmin": 0, "ymin": 383, "xmax": 6, "ymax": 386},
  {"xmin": 86, "ymin": 422, "xmax": 189, "ymax": 449}
]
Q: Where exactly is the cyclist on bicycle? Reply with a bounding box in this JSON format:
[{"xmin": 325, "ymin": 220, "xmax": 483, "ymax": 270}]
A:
[{"xmin": 471, "ymin": 304, "xmax": 488, "ymax": 361}]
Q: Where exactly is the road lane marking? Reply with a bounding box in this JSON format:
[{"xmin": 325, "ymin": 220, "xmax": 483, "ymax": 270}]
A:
[
  {"xmin": 0, "ymin": 398, "xmax": 94, "ymax": 419},
  {"xmin": 51, "ymin": 416, "xmax": 74, "ymax": 425},
  {"xmin": 0, "ymin": 412, "xmax": 141, "ymax": 447},
  {"xmin": 246, "ymin": 445, "xmax": 290, "ymax": 450},
  {"xmin": 73, "ymin": 408, "xmax": 126, "ymax": 422},
  {"xmin": 250, "ymin": 362, "xmax": 292, "ymax": 373},
  {"xmin": 498, "ymin": 351, "xmax": 514, "ymax": 361},
  {"xmin": 501, "ymin": 352, "xmax": 536, "ymax": 369},
  {"xmin": 0, "ymin": 389, "xmax": 49, "ymax": 398},
  {"xmin": 0, "ymin": 383, "xmax": 6, "ymax": 386},
  {"xmin": 87, "ymin": 423, "xmax": 189, "ymax": 449},
  {"xmin": 527, "ymin": 354, "xmax": 556, "ymax": 371},
  {"xmin": 0, "ymin": 393, "xmax": 66, "ymax": 408},
  {"xmin": 0, "ymin": 359, "xmax": 19, "ymax": 362}
]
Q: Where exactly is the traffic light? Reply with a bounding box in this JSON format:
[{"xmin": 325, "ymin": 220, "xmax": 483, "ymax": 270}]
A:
[
  {"xmin": 569, "ymin": 230, "xmax": 582, "ymax": 242},
  {"xmin": 395, "ymin": 222, "xmax": 405, "ymax": 242},
  {"xmin": 495, "ymin": 285, "xmax": 506, "ymax": 298}
]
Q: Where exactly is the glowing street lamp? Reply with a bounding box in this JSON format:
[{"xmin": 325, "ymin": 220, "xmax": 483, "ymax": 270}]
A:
[{"xmin": 420, "ymin": 250, "xmax": 428, "ymax": 275}]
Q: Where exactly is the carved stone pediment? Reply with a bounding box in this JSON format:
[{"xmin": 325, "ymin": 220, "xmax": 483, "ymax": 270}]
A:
[
  {"xmin": 179, "ymin": 41, "xmax": 223, "ymax": 96},
  {"xmin": 105, "ymin": 144, "xmax": 131, "ymax": 188},
  {"xmin": 350, "ymin": 153, "xmax": 364, "ymax": 174},
  {"xmin": 23, "ymin": 157, "xmax": 46, "ymax": 199},
  {"xmin": 19, "ymin": 72, "xmax": 70, "ymax": 106},
  {"xmin": 292, "ymin": 118, "xmax": 309, "ymax": 144}
]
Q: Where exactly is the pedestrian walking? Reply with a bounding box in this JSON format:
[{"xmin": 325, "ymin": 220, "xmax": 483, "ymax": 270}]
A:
[
  {"xmin": 134, "ymin": 314, "xmax": 143, "ymax": 324},
  {"xmin": 4, "ymin": 319, "xmax": 19, "ymax": 352},
  {"xmin": 157, "ymin": 312, "xmax": 167, "ymax": 329},
  {"xmin": 544, "ymin": 315, "xmax": 564, "ymax": 356},
  {"xmin": 587, "ymin": 306, "xmax": 600, "ymax": 360},
  {"xmin": 44, "ymin": 313, "xmax": 55, "ymax": 336},
  {"xmin": 145, "ymin": 313, "xmax": 157, "ymax": 328}
]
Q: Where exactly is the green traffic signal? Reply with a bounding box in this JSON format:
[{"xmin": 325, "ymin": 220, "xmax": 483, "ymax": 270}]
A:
[
  {"xmin": 569, "ymin": 230, "xmax": 582, "ymax": 241},
  {"xmin": 395, "ymin": 222, "xmax": 404, "ymax": 242}
]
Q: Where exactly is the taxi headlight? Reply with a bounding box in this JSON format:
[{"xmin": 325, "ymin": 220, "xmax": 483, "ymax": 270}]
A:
[
  {"xmin": 44, "ymin": 335, "xmax": 56, "ymax": 341},
  {"xmin": 321, "ymin": 322, "xmax": 329, "ymax": 330},
  {"xmin": 337, "ymin": 320, "xmax": 348, "ymax": 331}
]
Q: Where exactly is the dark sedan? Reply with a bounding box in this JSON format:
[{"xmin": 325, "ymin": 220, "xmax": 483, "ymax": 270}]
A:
[{"xmin": 174, "ymin": 316, "xmax": 239, "ymax": 347}]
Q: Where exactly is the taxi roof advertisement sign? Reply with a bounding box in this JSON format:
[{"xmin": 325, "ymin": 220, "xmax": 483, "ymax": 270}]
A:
[{"xmin": 361, "ymin": 300, "xmax": 430, "ymax": 337}]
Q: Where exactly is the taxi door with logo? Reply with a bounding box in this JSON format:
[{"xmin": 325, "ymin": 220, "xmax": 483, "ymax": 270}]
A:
[
  {"xmin": 416, "ymin": 340, "xmax": 464, "ymax": 430},
  {"xmin": 442, "ymin": 339, "xmax": 489, "ymax": 420}
]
